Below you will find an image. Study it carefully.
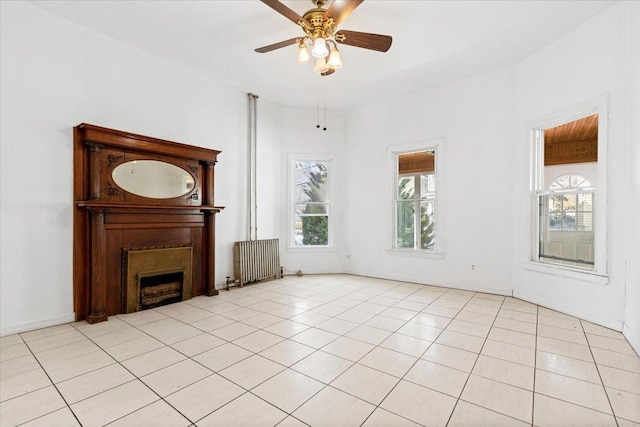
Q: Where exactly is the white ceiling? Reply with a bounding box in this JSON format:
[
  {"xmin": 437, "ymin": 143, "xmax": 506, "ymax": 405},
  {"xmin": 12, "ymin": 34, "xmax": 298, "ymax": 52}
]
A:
[{"xmin": 32, "ymin": 0, "xmax": 614, "ymax": 110}]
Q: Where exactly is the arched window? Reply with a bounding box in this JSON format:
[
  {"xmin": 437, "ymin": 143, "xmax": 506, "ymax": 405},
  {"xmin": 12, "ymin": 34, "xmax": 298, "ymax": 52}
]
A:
[
  {"xmin": 548, "ymin": 174, "xmax": 592, "ymax": 191},
  {"xmin": 545, "ymin": 174, "xmax": 594, "ymax": 231}
]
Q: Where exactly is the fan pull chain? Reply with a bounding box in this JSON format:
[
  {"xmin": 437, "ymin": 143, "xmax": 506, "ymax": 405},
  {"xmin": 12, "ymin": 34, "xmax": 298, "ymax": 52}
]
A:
[
  {"xmin": 315, "ymin": 86, "xmax": 328, "ymax": 131},
  {"xmin": 323, "ymin": 86, "xmax": 327, "ymax": 131},
  {"xmin": 316, "ymin": 89, "xmax": 320, "ymax": 129}
]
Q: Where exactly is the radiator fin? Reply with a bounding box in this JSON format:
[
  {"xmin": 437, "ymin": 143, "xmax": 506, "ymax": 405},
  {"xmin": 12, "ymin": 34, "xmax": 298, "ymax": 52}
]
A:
[{"xmin": 233, "ymin": 239, "xmax": 280, "ymax": 286}]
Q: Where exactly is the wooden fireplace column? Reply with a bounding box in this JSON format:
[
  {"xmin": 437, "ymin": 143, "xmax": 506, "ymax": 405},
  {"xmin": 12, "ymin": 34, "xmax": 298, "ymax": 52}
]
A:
[
  {"xmin": 73, "ymin": 124, "xmax": 223, "ymax": 323},
  {"xmin": 203, "ymin": 160, "xmax": 218, "ymax": 297}
]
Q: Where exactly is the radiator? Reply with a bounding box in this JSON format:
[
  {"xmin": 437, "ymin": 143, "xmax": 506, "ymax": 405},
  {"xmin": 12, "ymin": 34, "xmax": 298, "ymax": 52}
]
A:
[{"xmin": 232, "ymin": 239, "xmax": 281, "ymax": 288}]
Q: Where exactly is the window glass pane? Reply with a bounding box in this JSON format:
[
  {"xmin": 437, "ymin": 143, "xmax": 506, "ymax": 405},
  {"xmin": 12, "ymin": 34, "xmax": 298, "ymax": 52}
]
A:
[
  {"xmin": 577, "ymin": 212, "xmax": 593, "ymax": 231},
  {"xmin": 420, "ymin": 201, "xmax": 435, "ymax": 250},
  {"xmin": 294, "ymin": 214, "xmax": 328, "ymax": 246},
  {"xmin": 562, "ymin": 194, "xmax": 577, "ymax": 230},
  {"xmin": 539, "ymin": 195, "xmax": 594, "ymax": 266},
  {"xmin": 421, "ymin": 174, "xmax": 435, "ymax": 196},
  {"xmin": 295, "ymin": 204, "xmax": 328, "ymax": 215},
  {"xmin": 398, "ymin": 176, "xmax": 415, "ymax": 199},
  {"xmin": 295, "ymin": 161, "xmax": 329, "ymax": 203},
  {"xmin": 577, "ymin": 192, "xmax": 592, "ymax": 208},
  {"xmin": 577, "ymin": 193, "xmax": 593, "ymax": 230},
  {"xmin": 396, "ymin": 201, "xmax": 415, "ymax": 248},
  {"xmin": 563, "ymin": 193, "xmax": 577, "ymax": 210},
  {"xmin": 563, "ymin": 212, "xmax": 576, "ymax": 230},
  {"xmin": 294, "ymin": 217, "xmax": 303, "ymax": 245},
  {"xmin": 546, "ymin": 195, "xmax": 560, "ymax": 230}
]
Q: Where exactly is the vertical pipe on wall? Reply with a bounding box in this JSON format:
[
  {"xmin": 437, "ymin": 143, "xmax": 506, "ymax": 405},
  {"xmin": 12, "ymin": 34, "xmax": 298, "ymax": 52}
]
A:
[
  {"xmin": 253, "ymin": 94, "xmax": 258, "ymax": 241},
  {"xmin": 247, "ymin": 93, "xmax": 259, "ymax": 241}
]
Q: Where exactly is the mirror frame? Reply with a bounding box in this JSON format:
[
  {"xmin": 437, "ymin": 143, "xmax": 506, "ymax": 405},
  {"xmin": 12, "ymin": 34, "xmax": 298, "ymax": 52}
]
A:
[{"xmin": 111, "ymin": 159, "xmax": 196, "ymax": 200}]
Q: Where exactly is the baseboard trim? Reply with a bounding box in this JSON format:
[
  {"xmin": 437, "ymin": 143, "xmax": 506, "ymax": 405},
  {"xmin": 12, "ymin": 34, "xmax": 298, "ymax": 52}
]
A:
[
  {"xmin": 513, "ymin": 289, "xmax": 623, "ymax": 331},
  {"xmin": 622, "ymin": 323, "xmax": 640, "ymax": 357},
  {"xmin": 343, "ymin": 269, "xmax": 512, "ymax": 297},
  {"xmin": 1, "ymin": 312, "xmax": 76, "ymax": 337},
  {"xmin": 343, "ymin": 270, "xmax": 624, "ymax": 332}
]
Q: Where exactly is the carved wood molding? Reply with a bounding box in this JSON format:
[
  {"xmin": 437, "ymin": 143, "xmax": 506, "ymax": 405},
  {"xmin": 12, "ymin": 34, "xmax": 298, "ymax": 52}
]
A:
[{"xmin": 73, "ymin": 124, "xmax": 224, "ymax": 323}]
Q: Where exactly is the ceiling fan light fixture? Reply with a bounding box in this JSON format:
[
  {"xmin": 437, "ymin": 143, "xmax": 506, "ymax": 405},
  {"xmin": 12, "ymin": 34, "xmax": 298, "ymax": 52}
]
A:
[
  {"xmin": 311, "ymin": 37, "xmax": 329, "ymax": 58},
  {"xmin": 256, "ymin": 0, "xmax": 393, "ymax": 77},
  {"xmin": 327, "ymin": 45, "xmax": 342, "ymax": 69},
  {"xmin": 297, "ymin": 41, "xmax": 310, "ymax": 63},
  {"xmin": 314, "ymin": 56, "xmax": 330, "ymax": 73}
]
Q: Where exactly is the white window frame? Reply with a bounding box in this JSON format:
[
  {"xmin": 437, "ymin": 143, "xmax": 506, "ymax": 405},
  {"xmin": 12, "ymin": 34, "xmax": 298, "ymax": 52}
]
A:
[
  {"xmin": 287, "ymin": 153, "xmax": 335, "ymax": 250},
  {"xmin": 529, "ymin": 95, "xmax": 608, "ymax": 278},
  {"xmin": 389, "ymin": 138, "xmax": 445, "ymax": 257}
]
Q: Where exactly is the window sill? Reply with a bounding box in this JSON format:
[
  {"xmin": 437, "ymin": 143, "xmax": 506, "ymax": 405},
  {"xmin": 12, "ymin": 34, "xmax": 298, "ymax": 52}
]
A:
[
  {"xmin": 286, "ymin": 246, "xmax": 337, "ymax": 253},
  {"xmin": 523, "ymin": 261, "xmax": 608, "ymax": 285},
  {"xmin": 387, "ymin": 248, "xmax": 444, "ymax": 259}
]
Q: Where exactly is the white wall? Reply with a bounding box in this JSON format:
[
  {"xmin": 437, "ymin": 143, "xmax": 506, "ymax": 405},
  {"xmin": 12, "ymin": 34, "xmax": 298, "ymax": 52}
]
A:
[
  {"xmin": 276, "ymin": 108, "xmax": 347, "ymax": 275},
  {"xmin": 623, "ymin": 1, "xmax": 640, "ymax": 353},
  {"xmin": 512, "ymin": 2, "xmax": 630, "ymax": 329},
  {"xmin": 343, "ymin": 67, "xmax": 516, "ymax": 295},
  {"xmin": 0, "ymin": 1, "xmax": 255, "ymax": 335}
]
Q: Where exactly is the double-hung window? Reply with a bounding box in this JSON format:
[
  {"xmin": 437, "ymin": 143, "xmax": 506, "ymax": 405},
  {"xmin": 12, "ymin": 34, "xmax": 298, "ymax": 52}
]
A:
[
  {"xmin": 391, "ymin": 139, "xmax": 444, "ymax": 253},
  {"xmin": 530, "ymin": 95, "xmax": 607, "ymax": 276},
  {"xmin": 290, "ymin": 156, "xmax": 333, "ymax": 247}
]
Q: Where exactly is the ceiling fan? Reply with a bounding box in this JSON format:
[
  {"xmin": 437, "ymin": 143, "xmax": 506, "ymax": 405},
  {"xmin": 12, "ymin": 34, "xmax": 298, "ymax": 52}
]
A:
[{"xmin": 255, "ymin": 0, "xmax": 392, "ymax": 76}]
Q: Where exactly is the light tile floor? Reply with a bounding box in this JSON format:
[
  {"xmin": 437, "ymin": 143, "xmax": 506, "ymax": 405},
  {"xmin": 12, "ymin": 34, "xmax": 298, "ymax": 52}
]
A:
[{"xmin": 1, "ymin": 274, "xmax": 639, "ymax": 426}]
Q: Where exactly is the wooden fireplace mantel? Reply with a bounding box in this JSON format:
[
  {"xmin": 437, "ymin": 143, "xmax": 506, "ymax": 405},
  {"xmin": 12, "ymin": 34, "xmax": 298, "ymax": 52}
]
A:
[
  {"xmin": 73, "ymin": 123, "xmax": 224, "ymax": 323},
  {"xmin": 77, "ymin": 202, "xmax": 223, "ymax": 211}
]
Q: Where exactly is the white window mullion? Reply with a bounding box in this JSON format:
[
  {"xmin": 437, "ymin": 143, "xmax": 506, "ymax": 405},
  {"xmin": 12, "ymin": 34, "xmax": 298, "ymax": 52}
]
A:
[{"xmin": 414, "ymin": 175, "xmax": 421, "ymax": 249}]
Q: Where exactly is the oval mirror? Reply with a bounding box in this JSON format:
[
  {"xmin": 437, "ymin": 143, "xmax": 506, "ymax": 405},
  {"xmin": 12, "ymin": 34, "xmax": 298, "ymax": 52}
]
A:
[{"xmin": 112, "ymin": 160, "xmax": 195, "ymax": 199}]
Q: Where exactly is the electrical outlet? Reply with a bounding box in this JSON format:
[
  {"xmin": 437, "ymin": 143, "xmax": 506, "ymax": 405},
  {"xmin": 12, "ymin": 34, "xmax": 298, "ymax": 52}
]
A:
[
  {"xmin": 470, "ymin": 264, "xmax": 476, "ymax": 271},
  {"xmin": 346, "ymin": 254, "xmax": 351, "ymax": 259}
]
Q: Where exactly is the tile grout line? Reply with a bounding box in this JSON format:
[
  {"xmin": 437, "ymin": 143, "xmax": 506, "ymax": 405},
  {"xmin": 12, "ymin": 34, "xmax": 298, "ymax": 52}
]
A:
[
  {"xmin": 443, "ymin": 293, "xmax": 508, "ymax": 427},
  {"xmin": 108, "ymin": 278, "xmax": 422, "ymax": 425},
  {"xmin": 100, "ymin": 296, "xmax": 330, "ymax": 426},
  {"xmin": 266, "ymin": 282, "xmax": 446, "ymax": 426},
  {"xmin": 107, "ymin": 282, "xmax": 464, "ymax": 426},
  {"xmin": 518, "ymin": 315, "xmax": 633, "ymax": 422},
  {"xmin": 6, "ymin": 276, "xmax": 638, "ymax": 427},
  {"xmin": 17, "ymin": 332, "xmax": 84, "ymax": 427},
  {"xmin": 355, "ymin": 290, "xmax": 465, "ymax": 427},
  {"xmin": 70, "ymin": 320, "xmax": 197, "ymax": 426},
  {"xmin": 579, "ymin": 318, "xmax": 620, "ymax": 427},
  {"xmin": 181, "ymin": 278, "xmax": 421, "ymax": 426}
]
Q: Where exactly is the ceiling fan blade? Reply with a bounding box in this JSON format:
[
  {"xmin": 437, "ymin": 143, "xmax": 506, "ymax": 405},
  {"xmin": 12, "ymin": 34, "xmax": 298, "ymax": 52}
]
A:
[
  {"xmin": 336, "ymin": 30, "xmax": 392, "ymax": 52},
  {"xmin": 260, "ymin": 0, "xmax": 310, "ymax": 27},
  {"xmin": 255, "ymin": 37, "xmax": 299, "ymax": 53},
  {"xmin": 324, "ymin": 0, "xmax": 364, "ymax": 26}
]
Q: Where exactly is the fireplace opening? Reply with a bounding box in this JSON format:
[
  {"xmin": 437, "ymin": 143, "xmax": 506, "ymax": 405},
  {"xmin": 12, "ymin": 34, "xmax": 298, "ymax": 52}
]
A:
[
  {"xmin": 139, "ymin": 271, "xmax": 183, "ymax": 310},
  {"xmin": 122, "ymin": 245, "xmax": 193, "ymax": 314}
]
